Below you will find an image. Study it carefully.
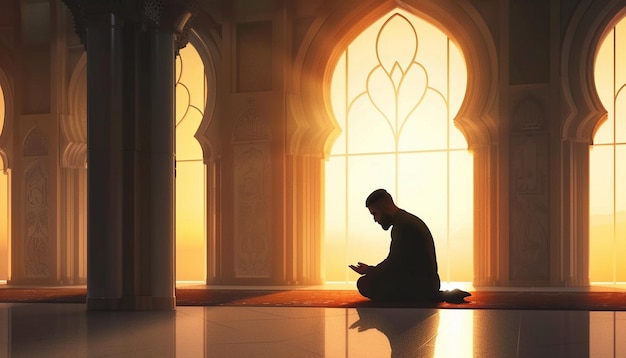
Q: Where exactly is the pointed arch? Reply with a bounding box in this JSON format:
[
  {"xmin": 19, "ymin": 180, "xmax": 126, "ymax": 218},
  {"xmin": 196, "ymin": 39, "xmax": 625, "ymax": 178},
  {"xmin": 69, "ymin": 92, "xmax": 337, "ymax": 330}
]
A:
[
  {"xmin": 187, "ymin": 15, "xmax": 221, "ymax": 163},
  {"xmin": 561, "ymin": 0, "xmax": 626, "ymax": 286},
  {"xmin": 290, "ymin": 0, "xmax": 498, "ymax": 157},
  {"xmin": 57, "ymin": 53, "xmax": 88, "ymax": 285},
  {"xmin": 581, "ymin": 2, "xmax": 626, "ymax": 285},
  {"xmin": 0, "ymin": 58, "xmax": 13, "ymax": 283},
  {"xmin": 179, "ymin": 19, "xmax": 222, "ymax": 283},
  {"xmin": 175, "ymin": 38, "xmax": 209, "ymax": 282},
  {"xmin": 63, "ymin": 53, "xmax": 87, "ymax": 168},
  {"xmin": 60, "ymin": 25, "xmax": 221, "ymax": 284},
  {"xmin": 561, "ymin": 0, "xmax": 626, "ymax": 142},
  {"xmin": 288, "ymin": 0, "xmax": 500, "ymax": 285},
  {"xmin": 324, "ymin": 8, "xmax": 474, "ymax": 283},
  {"xmin": 0, "ymin": 59, "xmax": 15, "ymax": 172}
]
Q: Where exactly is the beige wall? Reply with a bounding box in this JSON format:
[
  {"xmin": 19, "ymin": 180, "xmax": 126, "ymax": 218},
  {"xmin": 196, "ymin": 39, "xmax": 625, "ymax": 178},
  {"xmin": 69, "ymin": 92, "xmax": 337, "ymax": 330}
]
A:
[{"xmin": 0, "ymin": 0, "xmax": 623, "ymax": 287}]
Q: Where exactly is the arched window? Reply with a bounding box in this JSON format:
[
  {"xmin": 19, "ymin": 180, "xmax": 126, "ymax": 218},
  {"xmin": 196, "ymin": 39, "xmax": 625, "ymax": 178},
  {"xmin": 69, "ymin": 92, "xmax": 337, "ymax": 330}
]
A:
[
  {"xmin": 175, "ymin": 43, "xmax": 207, "ymax": 282},
  {"xmin": 590, "ymin": 18, "xmax": 626, "ymax": 285},
  {"xmin": 324, "ymin": 9, "xmax": 473, "ymax": 284},
  {"xmin": 0, "ymin": 82, "xmax": 4, "ymax": 133},
  {"xmin": 0, "ymin": 82, "xmax": 8, "ymax": 282}
]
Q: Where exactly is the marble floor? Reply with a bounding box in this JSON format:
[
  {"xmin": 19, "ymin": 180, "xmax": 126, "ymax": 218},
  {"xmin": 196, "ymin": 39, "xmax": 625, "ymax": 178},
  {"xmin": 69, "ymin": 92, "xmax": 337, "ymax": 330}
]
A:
[{"xmin": 0, "ymin": 301, "xmax": 625, "ymax": 358}]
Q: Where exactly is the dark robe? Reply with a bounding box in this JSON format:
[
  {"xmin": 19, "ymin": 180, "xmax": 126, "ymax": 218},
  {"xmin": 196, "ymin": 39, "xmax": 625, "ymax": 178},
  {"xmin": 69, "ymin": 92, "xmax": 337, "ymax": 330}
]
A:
[{"xmin": 357, "ymin": 209, "xmax": 441, "ymax": 302}]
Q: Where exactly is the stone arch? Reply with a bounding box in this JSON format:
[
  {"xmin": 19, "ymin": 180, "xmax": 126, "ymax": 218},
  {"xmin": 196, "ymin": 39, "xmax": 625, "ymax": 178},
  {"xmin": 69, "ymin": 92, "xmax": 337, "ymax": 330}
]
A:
[
  {"xmin": 177, "ymin": 17, "xmax": 222, "ymax": 283},
  {"xmin": 60, "ymin": 21, "xmax": 222, "ymax": 284},
  {"xmin": 61, "ymin": 28, "xmax": 220, "ymax": 169},
  {"xmin": 187, "ymin": 12, "xmax": 221, "ymax": 163},
  {"xmin": 561, "ymin": 0, "xmax": 626, "ymax": 141},
  {"xmin": 186, "ymin": 11, "xmax": 223, "ymax": 283},
  {"xmin": 559, "ymin": 0, "xmax": 626, "ymax": 286},
  {"xmin": 62, "ymin": 53, "xmax": 87, "ymax": 168},
  {"xmin": 0, "ymin": 53, "xmax": 15, "ymax": 172},
  {"xmin": 0, "ymin": 44, "xmax": 14, "ymax": 283},
  {"xmin": 290, "ymin": 0, "xmax": 498, "ymax": 157},
  {"xmin": 58, "ymin": 53, "xmax": 88, "ymax": 285},
  {"xmin": 288, "ymin": 0, "xmax": 500, "ymax": 285}
]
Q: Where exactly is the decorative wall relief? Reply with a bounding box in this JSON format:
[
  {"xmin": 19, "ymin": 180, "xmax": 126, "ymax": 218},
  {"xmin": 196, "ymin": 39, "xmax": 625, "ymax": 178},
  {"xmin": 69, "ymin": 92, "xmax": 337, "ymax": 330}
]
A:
[
  {"xmin": 23, "ymin": 160, "xmax": 50, "ymax": 278},
  {"xmin": 509, "ymin": 96, "xmax": 550, "ymax": 281},
  {"xmin": 233, "ymin": 98, "xmax": 271, "ymax": 142},
  {"xmin": 22, "ymin": 127, "xmax": 50, "ymax": 278},
  {"xmin": 233, "ymin": 98, "xmax": 272, "ymax": 278},
  {"xmin": 23, "ymin": 127, "xmax": 48, "ymax": 157}
]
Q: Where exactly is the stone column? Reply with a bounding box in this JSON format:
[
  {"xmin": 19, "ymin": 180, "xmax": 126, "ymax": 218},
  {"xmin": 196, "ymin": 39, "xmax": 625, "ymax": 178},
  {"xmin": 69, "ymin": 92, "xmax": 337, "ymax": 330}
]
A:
[
  {"xmin": 148, "ymin": 28, "xmax": 176, "ymax": 303},
  {"xmin": 62, "ymin": 0, "xmax": 195, "ymax": 311},
  {"xmin": 83, "ymin": 9, "xmax": 124, "ymax": 309}
]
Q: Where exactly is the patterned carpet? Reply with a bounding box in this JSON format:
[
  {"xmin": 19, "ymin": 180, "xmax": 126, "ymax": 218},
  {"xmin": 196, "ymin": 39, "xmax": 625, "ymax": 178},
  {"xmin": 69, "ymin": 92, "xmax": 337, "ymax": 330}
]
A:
[{"xmin": 1, "ymin": 287, "xmax": 626, "ymax": 311}]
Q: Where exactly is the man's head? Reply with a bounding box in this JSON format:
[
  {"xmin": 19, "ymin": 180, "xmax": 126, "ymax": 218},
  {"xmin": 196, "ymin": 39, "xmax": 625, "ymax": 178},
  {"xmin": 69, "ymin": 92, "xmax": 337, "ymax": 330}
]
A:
[{"xmin": 365, "ymin": 189, "xmax": 399, "ymax": 230}]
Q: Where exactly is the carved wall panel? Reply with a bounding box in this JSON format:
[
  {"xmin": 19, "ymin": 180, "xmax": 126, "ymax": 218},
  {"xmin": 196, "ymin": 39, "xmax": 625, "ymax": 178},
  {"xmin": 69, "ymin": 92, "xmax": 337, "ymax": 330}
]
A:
[
  {"xmin": 232, "ymin": 98, "xmax": 272, "ymax": 278},
  {"xmin": 23, "ymin": 160, "xmax": 49, "ymax": 278},
  {"xmin": 233, "ymin": 144, "xmax": 271, "ymax": 278},
  {"xmin": 509, "ymin": 96, "xmax": 550, "ymax": 281},
  {"xmin": 21, "ymin": 127, "xmax": 50, "ymax": 279},
  {"xmin": 23, "ymin": 127, "xmax": 47, "ymax": 157}
]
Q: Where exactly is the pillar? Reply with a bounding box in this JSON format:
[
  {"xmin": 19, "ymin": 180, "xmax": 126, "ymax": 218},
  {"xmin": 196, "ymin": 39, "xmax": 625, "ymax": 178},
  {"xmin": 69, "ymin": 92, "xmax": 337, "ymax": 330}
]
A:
[{"xmin": 61, "ymin": 0, "xmax": 195, "ymax": 310}]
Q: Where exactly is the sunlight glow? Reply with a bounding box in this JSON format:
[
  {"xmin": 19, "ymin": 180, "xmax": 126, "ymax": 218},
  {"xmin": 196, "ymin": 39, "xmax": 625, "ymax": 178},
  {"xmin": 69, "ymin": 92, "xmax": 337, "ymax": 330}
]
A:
[
  {"xmin": 325, "ymin": 308, "xmax": 473, "ymax": 356},
  {"xmin": 175, "ymin": 44, "xmax": 207, "ymax": 282},
  {"xmin": 325, "ymin": 9, "xmax": 473, "ymax": 284},
  {"xmin": 591, "ymin": 20, "xmax": 626, "ymax": 284},
  {"xmin": 434, "ymin": 310, "xmax": 473, "ymax": 357},
  {"xmin": 590, "ymin": 312, "xmax": 626, "ymax": 357},
  {"xmin": 0, "ymin": 84, "xmax": 7, "ymax": 281},
  {"xmin": 0, "ymin": 84, "xmax": 4, "ymax": 133}
]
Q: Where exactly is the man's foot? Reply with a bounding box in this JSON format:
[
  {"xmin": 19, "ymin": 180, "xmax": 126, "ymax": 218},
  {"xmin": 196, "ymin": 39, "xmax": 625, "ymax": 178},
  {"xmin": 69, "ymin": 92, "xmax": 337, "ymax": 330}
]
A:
[{"xmin": 441, "ymin": 288, "xmax": 471, "ymax": 304}]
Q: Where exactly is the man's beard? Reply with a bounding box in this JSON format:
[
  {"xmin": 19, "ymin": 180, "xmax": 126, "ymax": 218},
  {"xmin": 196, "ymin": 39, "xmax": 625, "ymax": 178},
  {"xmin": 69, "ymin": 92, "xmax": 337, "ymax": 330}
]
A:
[
  {"xmin": 378, "ymin": 214, "xmax": 392, "ymax": 230},
  {"xmin": 380, "ymin": 222, "xmax": 391, "ymax": 230}
]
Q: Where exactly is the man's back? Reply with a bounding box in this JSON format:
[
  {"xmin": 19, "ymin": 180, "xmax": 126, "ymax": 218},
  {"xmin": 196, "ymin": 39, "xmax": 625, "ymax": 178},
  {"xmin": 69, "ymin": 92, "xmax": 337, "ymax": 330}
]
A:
[{"xmin": 383, "ymin": 209, "xmax": 441, "ymax": 294}]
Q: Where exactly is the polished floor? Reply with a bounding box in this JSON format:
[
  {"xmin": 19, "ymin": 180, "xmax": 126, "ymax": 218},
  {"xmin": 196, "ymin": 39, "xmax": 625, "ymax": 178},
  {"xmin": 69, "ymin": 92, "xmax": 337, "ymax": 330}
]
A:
[{"xmin": 0, "ymin": 301, "xmax": 625, "ymax": 358}]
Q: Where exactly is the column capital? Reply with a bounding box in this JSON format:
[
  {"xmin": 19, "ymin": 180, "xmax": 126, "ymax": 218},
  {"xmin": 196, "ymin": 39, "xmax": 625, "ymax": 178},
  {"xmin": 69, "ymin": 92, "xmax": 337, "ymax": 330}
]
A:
[{"xmin": 61, "ymin": 0, "xmax": 197, "ymax": 50}]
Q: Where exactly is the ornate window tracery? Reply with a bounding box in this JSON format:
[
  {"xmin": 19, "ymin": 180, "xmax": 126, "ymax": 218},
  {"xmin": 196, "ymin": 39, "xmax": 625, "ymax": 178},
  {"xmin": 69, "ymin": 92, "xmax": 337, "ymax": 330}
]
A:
[
  {"xmin": 324, "ymin": 9, "xmax": 473, "ymax": 283},
  {"xmin": 0, "ymin": 83, "xmax": 8, "ymax": 282},
  {"xmin": 591, "ymin": 19, "xmax": 626, "ymax": 284},
  {"xmin": 175, "ymin": 43, "xmax": 207, "ymax": 282}
]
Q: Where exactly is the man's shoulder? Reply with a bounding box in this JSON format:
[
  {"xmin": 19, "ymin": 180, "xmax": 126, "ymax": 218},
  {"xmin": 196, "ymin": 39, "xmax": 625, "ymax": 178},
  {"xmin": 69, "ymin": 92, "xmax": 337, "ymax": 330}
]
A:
[
  {"xmin": 391, "ymin": 210, "xmax": 427, "ymax": 232},
  {"xmin": 397, "ymin": 209, "xmax": 425, "ymax": 224}
]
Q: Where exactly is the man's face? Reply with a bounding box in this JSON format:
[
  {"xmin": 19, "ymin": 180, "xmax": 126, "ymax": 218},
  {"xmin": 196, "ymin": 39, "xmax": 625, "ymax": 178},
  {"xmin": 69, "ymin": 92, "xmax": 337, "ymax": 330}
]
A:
[{"xmin": 368, "ymin": 204, "xmax": 392, "ymax": 231}]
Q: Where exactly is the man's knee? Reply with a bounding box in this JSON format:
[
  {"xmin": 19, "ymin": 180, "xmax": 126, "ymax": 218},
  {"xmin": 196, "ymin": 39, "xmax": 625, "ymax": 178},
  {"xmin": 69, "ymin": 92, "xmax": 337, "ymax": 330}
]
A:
[
  {"xmin": 356, "ymin": 275, "xmax": 374, "ymax": 298},
  {"xmin": 357, "ymin": 275, "xmax": 392, "ymax": 301}
]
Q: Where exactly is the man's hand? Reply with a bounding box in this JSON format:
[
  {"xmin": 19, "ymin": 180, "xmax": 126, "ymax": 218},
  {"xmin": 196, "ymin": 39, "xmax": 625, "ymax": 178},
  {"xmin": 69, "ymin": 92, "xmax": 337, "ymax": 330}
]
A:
[{"xmin": 349, "ymin": 262, "xmax": 373, "ymax": 275}]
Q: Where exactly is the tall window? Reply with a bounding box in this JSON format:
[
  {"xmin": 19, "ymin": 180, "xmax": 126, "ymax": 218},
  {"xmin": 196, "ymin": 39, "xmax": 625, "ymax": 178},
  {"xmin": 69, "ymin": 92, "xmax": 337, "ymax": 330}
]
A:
[
  {"xmin": 324, "ymin": 9, "xmax": 473, "ymax": 284},
  {"xmin": 0, "ymin": 83, "xmax": 7, "ymax": 282},
  {"xmin": 0, "ymin": 83, "xmax": 3, "ymax": 133},
  {"xmin": 175, "ymin": 44, "xmax": 207, "ymax": 282},
  {"xmin": 591, "ymin": 20, "xmax": 626, "ymax": 284}
]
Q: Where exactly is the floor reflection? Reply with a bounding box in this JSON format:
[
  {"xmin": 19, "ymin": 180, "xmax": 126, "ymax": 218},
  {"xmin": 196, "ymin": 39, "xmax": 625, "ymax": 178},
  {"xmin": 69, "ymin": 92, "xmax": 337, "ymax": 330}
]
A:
[
  {"xmin": 350, "ymin": 308, "xmax": 439, "ymax": 357},
  {"xmin": 0, "ymin": 303, "xmax": 625, "ymax": 357}
]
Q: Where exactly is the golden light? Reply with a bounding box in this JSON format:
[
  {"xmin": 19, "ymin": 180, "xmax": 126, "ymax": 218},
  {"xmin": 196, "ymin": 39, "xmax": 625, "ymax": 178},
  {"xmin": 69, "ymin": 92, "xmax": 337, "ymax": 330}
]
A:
[
  {"xmin": 325, "ymin": 9, "xmax": 473, "ymax": 284},
  {"xmin": 0, "ymin": 84, "xmax": 3, "ymax": 133},
  {"xmin": 0, "ymin": 83, "xmax": 7, "ymax": 282},
  {"xmin": 175, "ymin": 44, "xmax": 207, "ymax": 282},
  {"xmin": 590, "ymin": 19, "xmax": 626, "ymax": 284}
]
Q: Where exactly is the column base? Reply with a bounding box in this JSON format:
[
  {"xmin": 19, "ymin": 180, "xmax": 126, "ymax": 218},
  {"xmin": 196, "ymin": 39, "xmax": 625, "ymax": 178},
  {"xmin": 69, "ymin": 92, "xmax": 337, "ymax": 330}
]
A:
[{"xmin": 87, "ymin": 296, "xmax": 176, "ymax": 311}]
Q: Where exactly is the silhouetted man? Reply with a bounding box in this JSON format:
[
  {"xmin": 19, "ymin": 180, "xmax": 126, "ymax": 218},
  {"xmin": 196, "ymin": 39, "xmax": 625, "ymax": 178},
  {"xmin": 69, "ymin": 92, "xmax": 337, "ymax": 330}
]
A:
[{"xmin": 350, "ymin": 189, "xmax": 470, "ymax": 303}]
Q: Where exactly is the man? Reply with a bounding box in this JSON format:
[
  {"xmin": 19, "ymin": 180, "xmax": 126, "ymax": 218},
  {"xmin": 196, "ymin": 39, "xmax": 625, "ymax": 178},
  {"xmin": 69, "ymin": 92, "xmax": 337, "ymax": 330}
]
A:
[{"xmin": 349, "ymin": 188, "xmax": 470, "ymax": 303}]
